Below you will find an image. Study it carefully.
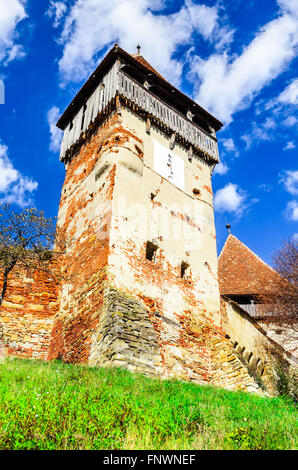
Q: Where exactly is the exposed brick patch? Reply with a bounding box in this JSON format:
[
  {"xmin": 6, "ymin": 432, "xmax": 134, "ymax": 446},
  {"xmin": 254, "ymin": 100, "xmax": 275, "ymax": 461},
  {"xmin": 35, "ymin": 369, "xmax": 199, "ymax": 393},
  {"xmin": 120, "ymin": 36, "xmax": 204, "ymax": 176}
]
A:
[{"xmin": 0, "ymin": 257, "xmax": 61, "ymax": 359}]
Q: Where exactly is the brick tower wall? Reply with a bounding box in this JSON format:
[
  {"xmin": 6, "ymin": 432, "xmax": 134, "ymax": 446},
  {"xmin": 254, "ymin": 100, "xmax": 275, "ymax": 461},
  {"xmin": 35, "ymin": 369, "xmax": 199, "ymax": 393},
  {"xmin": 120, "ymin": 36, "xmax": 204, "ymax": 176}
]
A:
[{"xmin": 48, "ymin": 113, "xmax": 122, "ymax": 362}]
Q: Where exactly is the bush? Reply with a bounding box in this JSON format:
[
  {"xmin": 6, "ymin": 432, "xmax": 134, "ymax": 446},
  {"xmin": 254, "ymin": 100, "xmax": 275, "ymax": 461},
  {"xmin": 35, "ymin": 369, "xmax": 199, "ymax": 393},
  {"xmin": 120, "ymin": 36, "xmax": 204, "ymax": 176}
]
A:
[{"xmin": 273, "ymin": 359, "xmax": 297, "ymax": 404}]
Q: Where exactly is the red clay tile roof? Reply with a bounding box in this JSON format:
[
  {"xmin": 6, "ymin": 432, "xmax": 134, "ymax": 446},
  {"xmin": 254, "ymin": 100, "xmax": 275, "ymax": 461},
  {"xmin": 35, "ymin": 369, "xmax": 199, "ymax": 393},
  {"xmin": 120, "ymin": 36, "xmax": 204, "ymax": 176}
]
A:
[
  {"xmin": 131, "ymin": 54, "xmax": 165, "ymax": 80},
  {"xmin": 218, "ymin": 234, "xmax": 283, "ymax": 296}
]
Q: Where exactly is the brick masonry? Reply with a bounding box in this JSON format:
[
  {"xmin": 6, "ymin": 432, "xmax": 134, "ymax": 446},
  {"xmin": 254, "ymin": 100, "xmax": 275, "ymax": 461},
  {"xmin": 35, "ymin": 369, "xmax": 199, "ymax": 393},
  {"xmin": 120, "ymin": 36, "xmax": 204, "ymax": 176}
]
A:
[{"xmin": 0, "ymin": 258, "xmax": 60, "ymax": 359}]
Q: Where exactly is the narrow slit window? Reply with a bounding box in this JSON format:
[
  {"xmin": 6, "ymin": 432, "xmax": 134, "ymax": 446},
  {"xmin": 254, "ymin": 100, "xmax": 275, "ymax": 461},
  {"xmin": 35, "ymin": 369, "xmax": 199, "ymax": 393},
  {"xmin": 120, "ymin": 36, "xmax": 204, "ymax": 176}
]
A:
[
  {"xmin": 81, "ymin": 103, "xmax": 87, "ymax": 131},
  {"xmin": 181, "ymin": 261, "xmax": 190, "ymax": 279},
  {"xmin": 146, "ymin": 241, "xmax": 158, "ymax": 262}
]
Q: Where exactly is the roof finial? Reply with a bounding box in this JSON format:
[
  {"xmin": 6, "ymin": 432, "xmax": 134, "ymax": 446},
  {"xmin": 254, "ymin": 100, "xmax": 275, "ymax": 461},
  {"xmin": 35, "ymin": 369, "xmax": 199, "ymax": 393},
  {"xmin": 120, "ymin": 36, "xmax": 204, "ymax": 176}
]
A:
[
  {"xmin": 225, "ymin": 216, "xmax": 231, "ymax": 235},
  {"xmin": 136, "ymin": 43, "xmax": 141, "ymax": 56}
]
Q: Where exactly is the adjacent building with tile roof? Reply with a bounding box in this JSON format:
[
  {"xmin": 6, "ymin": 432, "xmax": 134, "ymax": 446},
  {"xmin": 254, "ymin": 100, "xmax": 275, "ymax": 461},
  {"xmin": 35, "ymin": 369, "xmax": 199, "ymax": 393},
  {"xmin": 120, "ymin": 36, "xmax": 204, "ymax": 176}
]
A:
[
  {"xmin": 218, "ymin": 234, "xmax": 297, "ymax": 357},
  {"xmin": 218, "ymin": 234, "xmax": 283, "ymax": 304}
]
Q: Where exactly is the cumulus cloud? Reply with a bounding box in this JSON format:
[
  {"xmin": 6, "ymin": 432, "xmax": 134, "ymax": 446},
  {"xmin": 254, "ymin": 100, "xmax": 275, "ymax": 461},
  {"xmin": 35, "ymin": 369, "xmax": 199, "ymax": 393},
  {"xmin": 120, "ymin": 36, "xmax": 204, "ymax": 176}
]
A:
[
  {"xmin": 213, "ymin": 162, "xmax": 229, "ymax": 176},
  {"xmin": 283, "ymin": 141, "xmax": 296, "ymax": 150},
  {"xmin": 0, "ymin": 0, "xmax": 28, "ymax": 64},
  {"xmin": 0, "ymin": 79, "xmax": 4, "ymax": 104},
  {"xmin": 258, "ymin": 183, "xmax": 273, "ymax": 193},
  {"xmin": 241, "ymin": 119, "xmax": 274, "ymax": 150},
  {"xmin": 280, "ymin": 169, "xmax": 298, "ymax": 195},
  {"xmin": 192, "ymin": 0, "xmax": 298, "ymax": 123},
  {"xmin": 214, "ymin": 137, "xmax": 239, "ymax": 176},
  {"xmin": 47, "ymin": 106, "xmax": 63, "ymax": 153},
  {"xmin": 283, "ymin": 115, "xmax": 297, "ymax": 127},
  {"xmin": 50, "ymin": 0, "xmax": 226, "ymax": 86},
  {"xmin": 221, "ymin": 137, "xmax": 239, "ymax": 157},
  {"xmin": 293, "ymin": 233, "xmax": 298, "ymax": 241},
  {"xmin": 278, "ymin": 78, "xmax": 298, "ymax": 105},
  {"xmin": 285, "ymin": 200, "xmax": 298, "ymax": 221},
  {"xmin": 214, "ymin": 183, "xmax": 247, "ymax": 215},
  {"xmin": 0, "ymin": 141, "xmax": 38, "ymax": 207},
  {"xmin": 241, "ymin": 77, "xmax": 298, "ymax": 150},
  {"xmin": 266, "ymin": 78, "xmax": 298, "ymax": 111},
  {"xmin": 46, "ymin": 1, "xmax": 67, "ymax": 29}
]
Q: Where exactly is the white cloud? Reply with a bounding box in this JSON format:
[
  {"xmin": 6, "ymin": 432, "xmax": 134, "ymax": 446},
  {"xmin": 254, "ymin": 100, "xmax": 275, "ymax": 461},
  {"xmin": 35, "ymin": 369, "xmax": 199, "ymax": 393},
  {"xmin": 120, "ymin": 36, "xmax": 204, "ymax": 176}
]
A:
[
  {"xmin": 51, "ymin": 0, "xmax": 225, "ymax": 86},
  {"xmin": 283, "ymin": 141, "xmax": 296, "ymax": 150},
  {"xmin": 278, "ymin": 0, "xmax": 298, "ymax": 16},
  {"xmin": 293, "ymin": 232, "xmax": 298, "ymax": 241},
  {"xmin": 213, "ymin": 162, "xmax": 229, "ymax": 176},
  {"xmin": 46, "ymin": 1, "xmax": 67, "ymax": 29},
  {"xmin": 285, "ymin": 200, "xmax": 298, "ymax": 221},
  {"xmin": 263, "ymin": 117, "xmax": 277, "ymax": 130},
  {"xmin": 281, "ymin": 169, "xmax": 298, "ymax": 194},
  {"xmin": 214, "ymin": 137, "xmax": 238, "ymax": 175},
  {"xmin": 0, "ymin": 141, "xmax": 38, "ymax": 207},
  {"xmin": 258, "ymin": 183, "xmax": 273, "ymax": 192},
  {"xmin": 283, "ymin": 115, "xmax": 297, "ymax": 127},
  {"xmin": 241, "ymin": 120, "xmax": 274, "ymax": 150},
  {"xmin": 192, "ymin": 1, "xmax": 298, "ymax": 123},
  {"xmin": 47, "ymin": 106, "xmax": 63, "ymax": 153},
  {"xmin": 0, "ymin": 0, "xmax": 28, "ymax": 64},
  {"xmin": 221, "ymin": 137, "xmax": 239, "ymax": 157},
  {"xmin": 214, "ymin": 183, "xmax": 246, "ymax": 215},
  {"xmin": 265, "ymin": 78, "xmax": 298, "ymax": 112},
  {"xmin": 241, "ymin": 78, "xmax": 298, "ymax": 150},
  {"xmin": 0, "ymin": 79, "xmax": 4, "ymax": 104},
  {"xmin": 277, "ymin": 78, "xmax": 298, "ymax": 105}
]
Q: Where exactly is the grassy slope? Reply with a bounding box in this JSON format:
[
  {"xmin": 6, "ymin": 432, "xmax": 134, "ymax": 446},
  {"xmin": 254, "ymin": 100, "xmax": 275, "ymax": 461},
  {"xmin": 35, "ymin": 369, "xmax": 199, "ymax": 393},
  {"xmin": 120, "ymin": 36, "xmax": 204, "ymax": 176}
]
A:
[{"xmin": 0, "ymin": 357, "xmax": 296, "ymax": 450}]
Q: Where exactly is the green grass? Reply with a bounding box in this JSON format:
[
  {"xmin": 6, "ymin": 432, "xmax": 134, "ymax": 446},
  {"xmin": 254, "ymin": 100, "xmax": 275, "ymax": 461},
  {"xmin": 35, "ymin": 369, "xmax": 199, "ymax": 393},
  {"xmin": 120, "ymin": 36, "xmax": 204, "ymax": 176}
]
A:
[{"xmin": 0, "ymin": 357, "xmax": 297, "ymax": 450}]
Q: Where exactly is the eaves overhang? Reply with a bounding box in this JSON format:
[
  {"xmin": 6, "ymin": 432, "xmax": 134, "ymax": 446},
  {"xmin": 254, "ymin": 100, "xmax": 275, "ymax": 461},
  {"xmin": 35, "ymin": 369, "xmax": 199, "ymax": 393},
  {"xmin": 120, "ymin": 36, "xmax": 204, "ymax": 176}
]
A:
[{"xmin": 57, "ymin": 44, "xmax": 223, "ymax": 133}]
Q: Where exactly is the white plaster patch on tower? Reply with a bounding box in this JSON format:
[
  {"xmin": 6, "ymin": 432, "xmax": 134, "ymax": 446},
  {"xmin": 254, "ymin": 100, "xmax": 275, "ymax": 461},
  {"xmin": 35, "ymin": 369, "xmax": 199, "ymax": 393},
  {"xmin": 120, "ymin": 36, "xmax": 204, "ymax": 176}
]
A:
[{"xmin": 153, "ymin": 140, "xmax": 185, "ymax": 191}]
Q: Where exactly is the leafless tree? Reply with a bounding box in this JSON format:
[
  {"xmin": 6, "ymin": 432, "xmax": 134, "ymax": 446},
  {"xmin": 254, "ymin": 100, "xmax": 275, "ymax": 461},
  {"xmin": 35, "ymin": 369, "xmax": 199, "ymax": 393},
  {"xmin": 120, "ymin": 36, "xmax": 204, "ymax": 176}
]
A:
[
  {"xmin": 260, "ymin": 239, "xmax": 298, "ymax": 325},
  {"xmin": 0, "ymin": 203, "xmax": 64, "ymax": 308}
]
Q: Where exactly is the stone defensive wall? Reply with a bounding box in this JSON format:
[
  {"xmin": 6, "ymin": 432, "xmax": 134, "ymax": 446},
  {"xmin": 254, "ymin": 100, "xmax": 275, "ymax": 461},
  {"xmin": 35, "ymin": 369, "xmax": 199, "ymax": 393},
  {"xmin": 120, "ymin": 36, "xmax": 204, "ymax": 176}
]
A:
[{"xmin": 0, "ymin": 256, "xmax": 60, "ymax": 359}]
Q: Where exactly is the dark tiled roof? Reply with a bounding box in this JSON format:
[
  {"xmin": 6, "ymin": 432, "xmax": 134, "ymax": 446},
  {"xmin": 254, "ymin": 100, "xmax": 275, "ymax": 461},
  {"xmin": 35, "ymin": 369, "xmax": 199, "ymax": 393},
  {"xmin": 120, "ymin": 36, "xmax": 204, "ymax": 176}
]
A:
[
  {"xmin": 218, "ymin": 234, "xmax": 283, "ymax": 296},
  {"xmin": 57, "ymin": 44, "xmax": 223, "ymax": 132}
]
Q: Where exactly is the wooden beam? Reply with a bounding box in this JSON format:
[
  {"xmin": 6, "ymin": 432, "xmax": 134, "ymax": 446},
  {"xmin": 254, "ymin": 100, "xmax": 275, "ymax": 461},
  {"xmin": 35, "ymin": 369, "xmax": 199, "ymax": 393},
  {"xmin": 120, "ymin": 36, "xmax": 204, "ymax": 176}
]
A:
[
  {"xmin": 169, "ymin": 132, "xmax": 176, "ymax": 150},
  {"xmin": 116, "ymin": 95, "xmax": 121, "ymax": 115},
  {"xmin": 188, "ymin": 145, "xmax": 193, "ymax": 162},
  {"xmin": 146, "ymin": 117, "xmax": 151, "ymax": 134}
]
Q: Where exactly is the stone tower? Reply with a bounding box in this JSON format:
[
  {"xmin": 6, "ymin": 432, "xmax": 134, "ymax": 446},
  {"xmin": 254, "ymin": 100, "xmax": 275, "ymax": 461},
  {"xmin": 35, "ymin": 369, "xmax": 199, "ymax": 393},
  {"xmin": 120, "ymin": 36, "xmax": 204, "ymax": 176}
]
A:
[{"xmin": 49, "ymin": 45, "xmax": 260, "ymax": 387}]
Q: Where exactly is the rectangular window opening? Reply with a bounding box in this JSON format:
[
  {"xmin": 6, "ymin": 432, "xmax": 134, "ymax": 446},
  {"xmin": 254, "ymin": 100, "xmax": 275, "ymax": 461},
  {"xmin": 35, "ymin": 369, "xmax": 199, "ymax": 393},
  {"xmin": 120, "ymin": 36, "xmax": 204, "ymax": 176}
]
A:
[
  {"xmin": 146, "ymin": 241, "xmax": 158, "ymax": 262},
  {"xmin": 181, "ymin": 261, "xmax": 190, "ymax": 279}
]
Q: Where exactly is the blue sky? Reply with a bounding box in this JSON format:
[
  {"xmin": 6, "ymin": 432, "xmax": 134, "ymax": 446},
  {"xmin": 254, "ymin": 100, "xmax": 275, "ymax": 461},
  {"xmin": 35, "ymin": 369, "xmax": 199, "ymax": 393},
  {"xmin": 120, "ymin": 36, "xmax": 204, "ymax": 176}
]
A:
[{"xmin": 0, "ymin": 0, "xmax": 297, "ymax": 265}]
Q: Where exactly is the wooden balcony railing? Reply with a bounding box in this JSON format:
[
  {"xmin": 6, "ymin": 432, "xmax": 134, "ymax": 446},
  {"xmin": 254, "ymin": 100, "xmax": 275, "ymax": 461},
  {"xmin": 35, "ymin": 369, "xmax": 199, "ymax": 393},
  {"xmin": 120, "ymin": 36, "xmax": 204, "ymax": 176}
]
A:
[{"xmin": 59, "ymin": 64, "xmax": 219, "ymax": 163}]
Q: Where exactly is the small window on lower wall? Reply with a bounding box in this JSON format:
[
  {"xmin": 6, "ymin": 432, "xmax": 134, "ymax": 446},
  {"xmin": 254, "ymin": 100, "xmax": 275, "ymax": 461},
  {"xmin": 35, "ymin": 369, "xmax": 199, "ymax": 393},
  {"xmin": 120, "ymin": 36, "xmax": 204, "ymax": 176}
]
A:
[
  {"xmin": 146, "ymin": 241, "xmax": 158, "ymax": 262},
  {"xmin": 181, "ymin": 261, "xmax": 190, "ymax": 279}
]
